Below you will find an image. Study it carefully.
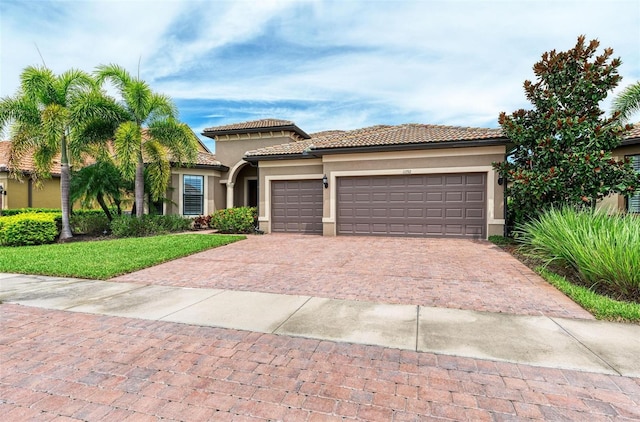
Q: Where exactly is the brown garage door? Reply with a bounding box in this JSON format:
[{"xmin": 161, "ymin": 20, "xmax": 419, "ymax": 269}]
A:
[
  {"xmin": 337, "ymin": 173, "xmax": 486, "ymax": 238},
  {"xmin": 271, "ymin": 180, "xmax": 323, "ymax": 234}
]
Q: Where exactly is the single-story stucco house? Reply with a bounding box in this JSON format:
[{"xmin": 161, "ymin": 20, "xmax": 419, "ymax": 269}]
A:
[
  {"xmin": 200, "ymin": 119, "xmax": 640, "ymax": 239},
  {"xmin": 2, "ymin": 119, "xmax": 639, "ymax": 239}
]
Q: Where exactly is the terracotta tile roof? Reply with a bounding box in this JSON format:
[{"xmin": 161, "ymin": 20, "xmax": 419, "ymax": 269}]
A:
[
  {"xmin": 0, "ymin": 141, "xmax": 11, "ymax": 171},
  {"xmin": 245, "ymin": 123, "xmax": 506, "ymax": 157},
  {"xmin": 202, "ymin": 118, "xmax": 311, "ymax": 140},
  {"xmin": 0, "ymin": 140, "xmax": 63, "ymax": 175},
  {"xmin": 204, "ymin": 119, "xmax": 295, "ymax": 132},
  {"xmin": 0, "ymin": 140, "xmax": 223, "ymax": 174},
  {"xmin": 622, "ymin": 123, "xmax": 640, "ymax": 143},
  {"xmin": 191, "ymin": 151, "xmax": 225, "ymax": 168}
]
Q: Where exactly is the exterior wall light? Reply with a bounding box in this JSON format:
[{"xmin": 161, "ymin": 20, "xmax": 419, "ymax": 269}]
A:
[
  {"xmin": 322, "ymin": 174, "xmax": 328, "ymax": 189},
  {"xmin": 498, "ymin": 176, "xmax": 504, "ymax": 186}
]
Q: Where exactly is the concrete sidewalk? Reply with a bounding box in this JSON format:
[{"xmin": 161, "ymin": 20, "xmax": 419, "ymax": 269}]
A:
[{"xmin": 1, "ymin": 272, "xmax": 639, "ymax": 378}]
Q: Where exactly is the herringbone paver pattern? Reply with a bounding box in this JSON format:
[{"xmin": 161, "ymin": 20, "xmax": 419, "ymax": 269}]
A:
[
  {"xmin": 113, "ymin": 235, "xmax": 593, "ymax": 319},
  {"xmin": 2, "ymin": 305, "xmax": 638, "ymax": 421}
]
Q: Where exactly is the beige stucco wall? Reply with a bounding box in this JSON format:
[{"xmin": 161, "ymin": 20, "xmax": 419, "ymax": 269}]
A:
[
  {"xmin": 32, "ymin": 178, "xmax": 61, "ymax": 209},
  {"xmin": 166, "ymin": 168, "xmax": 223, "ymax": 216},
  {"xmin": 2, "ymin": 176, "xmax": 60, "ymax": 209},
  {"xmin": 257, "ymin": 159, "xmax": 324, "ymax": 233},
  {"xmin": 255, "ymin": 146, "xmax": 506, "ymax": 238},
  {"xmin": 214, "ymin": 133, "xmax": 300, "ymax": 168},
  {"xmin": 598, "ymin": 143, "xmax": 640, "ymax": 212},
  {"xmin": 320, "ymin": 146, "xmax": 505, "ymax": 237}
]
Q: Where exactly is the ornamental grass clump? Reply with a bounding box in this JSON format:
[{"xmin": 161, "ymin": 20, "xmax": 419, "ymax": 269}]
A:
[{"xmin": 517, "ymin": 208, "xmax": 639, "ymax": 302}]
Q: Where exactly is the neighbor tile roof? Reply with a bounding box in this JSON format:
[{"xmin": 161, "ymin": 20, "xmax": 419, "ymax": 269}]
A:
[
  {"xmin": 245, "ymin": 123, "xmax": 506, "ymax": 157},
  {"xmin": 0, "ymin": 140, "xmax": 224, "ymax": 174},
  {"xmin": 0, "ymin": 140, "xmax": 63, "ymax": 175},
  {"xmin": 623, "ymin": 123, "xmax": 640, "ymax": 141}
]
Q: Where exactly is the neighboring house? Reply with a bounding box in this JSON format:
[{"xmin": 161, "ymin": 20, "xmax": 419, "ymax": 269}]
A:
[
  {"xmin": 0, "ymin": 138, "xmax": 225, "ymax": 215},
  {"xmin": 598, "ymin": 125, "xmax": 640, "ymax": 213},
  {"xmin": 0, "ymin": 140, "xmax": 61, "ymax": 210}
]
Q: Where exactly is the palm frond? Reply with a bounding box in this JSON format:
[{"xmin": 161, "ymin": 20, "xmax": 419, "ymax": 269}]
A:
[
  {"xmin": 114, "ymin": 121, "xmax": 141, "ymax": 180},
  {"xmin": 142, "ymin": 140, "xmax": 171, "ymax": 201},
  {"xmin": 612, "ymin": 81, "xmax": 640, "ymax": 122},
  {"xmin": 147, "ymin": 92, "xmax": 177, "ymax": 121},
  {"xmin": 123, "ymin": 80, "xmax": 153, "ymax": 122},
  {"xmin": 147, "ymin": 119, "xmax": 198, "ymax": 166},
  {"xmin": 95, "ymin": 63, "xmax": 133, "ymax": 93},
  {"xmin": 20, "ymin": 65, "xmax": 57, "ymax": 104}
]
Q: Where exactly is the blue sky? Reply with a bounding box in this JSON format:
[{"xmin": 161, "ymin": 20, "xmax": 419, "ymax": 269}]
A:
[{"xmin": 1, "ymin": 0, "xmax": 639, "ymax": 152}]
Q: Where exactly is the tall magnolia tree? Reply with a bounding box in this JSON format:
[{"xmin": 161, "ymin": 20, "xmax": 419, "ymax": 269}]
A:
[
  {"xmin": 95, "ymin": 64, "xmax": 198, "ymax": 217},
  {"xmin": 0, "ymin": 66, "xmax": 121, "ymax": 239},
  {"xmin": 494, "ymin": 36, "xmax": 640, "ymax": 226},
  {"xmin": 612, "ymin": 81, "xmax": 640, "ymax": 122}
]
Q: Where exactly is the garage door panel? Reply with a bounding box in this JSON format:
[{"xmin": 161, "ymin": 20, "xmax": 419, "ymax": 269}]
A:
[
  {"xmin": 465, "ymin": 208, "xmax": 484, "ymax": 218},
  {"xmin": 466, "ymin": 174, "xmax": 485, "ymax": 185},
  {"xmin": 272, "ymin": 180, "xmax": 323, "ymax": 234},
  {"xmin": 337, "ymin": 173, "xmax": 486, "ymax": 238},
  {"xmin": 466, "ymin": 191, "xmax": 484, "ymax": 202},
  {"xmin": 426, "ymin": 192, "xmax": 443, "ymax": 202},
  {"xmin": 426, "ymin": 176, "xmax": 444, "ymax": 186},
  {"xmin": 407, "ymin": 192, "xmax": 424, "ymax": 202}
]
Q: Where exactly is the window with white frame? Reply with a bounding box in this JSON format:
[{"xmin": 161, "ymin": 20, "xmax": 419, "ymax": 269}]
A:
[
  {"xmin": 628, "ymin": 155, "xmax": 640, "ymax": 213},
  {"xmin": 183, "ymin": 175, "xmax": 204, "ymax": 215}
]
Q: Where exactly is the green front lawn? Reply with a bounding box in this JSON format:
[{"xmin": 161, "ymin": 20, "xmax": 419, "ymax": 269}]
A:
[{"xmin": 0, "ymin": 234, "xmax": 244, "ymax": 279}]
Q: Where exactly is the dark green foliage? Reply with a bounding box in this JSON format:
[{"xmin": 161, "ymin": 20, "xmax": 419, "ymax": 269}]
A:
[
  {"xmin": 493, "ymin": 36, "xmax": 640, "ymax": 227},
  {"xmin": 109, "ymin": 214, "xmax": 192, "ymax": 237},
  {"xmin": 0, "ymin": 208, "xmax": 61, "ymax": 216},
  {"xmin": 211, "ymin": 207, "xmax": 257, "ymax": 234},
  {"xmin": 70, "ymin": 213, "xmax": 110, "ymax": 236},
  {"xmin": 0, "ymin": 213, "xmax": 59, "ymax": 246},
  {"xmin": 70, "ymin": 160, "xmax": 127, "ymax": 220},
  {"xmin": 518, "ymin": 208, "xmax": 640, "ymax": 302}
]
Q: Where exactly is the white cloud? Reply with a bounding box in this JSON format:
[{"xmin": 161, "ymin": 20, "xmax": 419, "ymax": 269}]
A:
[{"xmin": 2, "ymin": 0, "xmax": 639, "ymax": 137}]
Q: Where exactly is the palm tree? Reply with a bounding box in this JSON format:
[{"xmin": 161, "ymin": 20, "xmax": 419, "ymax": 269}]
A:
[
  {"xmin": 70, "ymin": 159, "xmax": 128, "ymax": 221},
  {"xmin": 95, "ymin": 64, "xmax": 198, "ymax": 217},
  {"xmin": 0, "ymin": 66, "xmax": 120, "ymax": 240},
  {"xmin": 612, "ymin": 81, "xmax": 640, "ymax": 122}
]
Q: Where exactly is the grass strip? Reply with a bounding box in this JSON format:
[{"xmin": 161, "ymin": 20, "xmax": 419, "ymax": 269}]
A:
[
  {"xmin": 0, "ymin": 234, "xmax": 245, "ymax": 280},
  {"xmin": 537, "ymin": 267, "xmax": 640, "ymax": 323}
]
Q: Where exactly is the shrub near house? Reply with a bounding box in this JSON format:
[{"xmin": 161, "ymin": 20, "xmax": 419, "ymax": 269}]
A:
[
  {"xmin": 211, "ymin": 207, "xmax": 257, "ymax": 234},
  {"xmin": 0, "ymin": 213, "xmax": 59, "ymax": 246}
]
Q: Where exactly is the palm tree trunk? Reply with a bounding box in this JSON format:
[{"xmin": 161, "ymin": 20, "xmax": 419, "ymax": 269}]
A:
[
  {"xmin": 96, "ymin": 193, "xmax": 113, "ymax": 221},
  {"xmin": 59, "ymin": 135, "xmax": 73, "ymax": 240},
  {"xmin": 135, "ymin": 154, "xmax": 145, "ymax": 218}
]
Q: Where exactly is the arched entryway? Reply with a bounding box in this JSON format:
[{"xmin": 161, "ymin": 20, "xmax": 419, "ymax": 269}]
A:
[{"xmin": 224, "ymin": 160, "xmax": 258, "ymax": 208}]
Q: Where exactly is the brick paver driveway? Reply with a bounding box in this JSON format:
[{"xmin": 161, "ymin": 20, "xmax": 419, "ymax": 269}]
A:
[
  {"xmin": 3, "ymin": 305, "xmax": 639, "ymax": 421},
  {"xmin": 4, "ymin": 235, "xmax": 637, "ymax": 421},
  {"xmin": 113, "ymin": 234, "xmax": 592, "ymax": 319}
]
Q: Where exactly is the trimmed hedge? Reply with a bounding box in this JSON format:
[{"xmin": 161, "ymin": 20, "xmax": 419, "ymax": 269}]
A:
[
  {"xmin": 0, "ymin": 208, "xmax": 61, "ymax": 217},
  {"xmin": 211, "ymin": 207, "xmax": 257, "ymax": 234},
  {"xmin": 109, "ymin": 214, "xmax": 192, "ymax": 238},
  {"xmin": 0, "ymin": 213, "xmax": 60, "ymax": 246}
]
